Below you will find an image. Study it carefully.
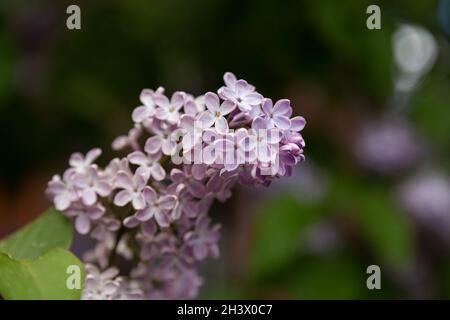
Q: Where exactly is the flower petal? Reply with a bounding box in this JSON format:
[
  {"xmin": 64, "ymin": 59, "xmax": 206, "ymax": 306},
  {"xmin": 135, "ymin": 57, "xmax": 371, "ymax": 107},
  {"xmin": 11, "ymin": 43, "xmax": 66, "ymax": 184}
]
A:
[
  {"xmin": 180, "ymin": 114, "xmax": 194, "ymax": 131},
  {"xmin": 161, "ymin": 138, "xmax": 176, "ymax": 156},
  {"xmin": 154, "ymin": 107, "xmax": 168, "ymax": 120},
  {"xmin": 257, "ymin": 143, "xmax": 273, "ymax": 162},
  {"xmin": 170, "ymin": 169, "xmax": 185, "ymax": 182},
  {"xmin": 290, "ymin": 116, "xmax": 306, "ymax": 131},
  {"xmin": 223, "ymin": 72, "xmax": 236, "ymax": 87},
  {"xmin": 133, "ymin": 172, "xmax": 148, "ymax": 190},
  {"xmin": 182, "ymin": 133, "xmax": 195, "ymax": 151},
  {"xmin": 261, "ymin": 98, "xmax": 273, "ymax": 114},
  {"xmin": 154, "ymin": 210, "xmax": 170, "ymax": 227},
  {"xmin": 127, "ymin": 151, "xmax": 148, "ymax": 166},
  {"xmin": 215, "ymin": 116, "xmax": 229, "ymax": 134},
  {"xmin": 159, "ymin": 195, "xmax": 177, "ymax": 210},
  {"xmin": 204, "ymin": 92, "xmax": 220, "ymax": 112},
  {"xmin": 202, "ymin": 144, "xmax": 217, "ymax": 165},
  {"xmin": 273, "ymin": 115, "xmax": 291, "ymax": 130},
  {"xmin": 167, "ymin": 110, "xmax": 180, "ymax": 124},
  {"xmin": 87, "ymin": 206, "xmax": 104, "ymax": 219},
  {"xmin": 191, "ymin": 164, "xmax": 206, "ymax": 180},
  {"xmin": 235, "ymin": 80, "xmax": 251, "ymax": 97},
  {"xmin": 153, "ymin": 94, "xmax": 170, "ymax": 108},
  {"xmin": 199, "ymin": 111, "xmax": 215, "ymax": 129},
  {"xmin": 135, "ymin": 166, "xmax": 151, "ymax": 181},
  {"xmin": 186, "ymin": 180, "xmax": 207, "ymax": 198},
  {"xmin": 132, "ymin": 105, "xmax": 152, "ymax": 123},
  {"xmin": 171, "ymin": 203, "xmax": 182, "ymax": 220},
  {"xmin": 85, "ymin": 148, "xmax": 102, "ymax": 165},
  {"xmin": 218, "ymin": 87, "xmax": 236, "ymax": 100},
  {"xmin": 219, "ymin": 100, "xmax": 236, "ymax": 115},
  {"xmin": 142, "ymin": 220, "xmax": 157, "ymax": 235},
  {"xmin": 54, "ymin": 194, "xmax": 73, "ymax": 211},
  {"xmin": 145, "ymin": 136, "xmax": 162, "ymax": 154},
  {"xmin": 183, "ymin": 100, "xmax": 198, "ymax": 116},
  {"xmin": 267, "ymin": 128, "xmax": 282, "ymax": 144},
  {"xmin": 140, "ymin": 89, "xmax": 154, "ymax": 106},
  {"xmin": 142, "ymin": 186, "xmax": 157, "ymax": 204},
  {"xmin": 69, "ymin": 152, "xmax": 84, "ymax": 169},
  {"xmin": 132, "ymin": 193, "xmax": 146, "ymax": 210},
  {"xmin": 75, "ymin": 214, "xmax": 90, "ymax": 234},
  {"xmin": 273, "ymin": 99, "xmax": 291, "ymax": 115},
  {"xmin": 243, "ymin": 92, "xmax": 263, "ymax": 105},
  {"xmin": 248, "ymin": 105, "xmax": 262, "ymax": 118},
  {"xmin": 193, "ymin": 244, "xmax": 208, "ymax": 260},
  {"xmin": 151, "ymin": 163, "xmax": 166, "ymax": 181},
  {"xmin": 115, "ymin": 171, "xmax": 133, "ymax": 190},
  {"xmin": 95, "ymin": 181, "xmax": 112, "ymax": 197},
  {"xmin": 171, "ymin": 91, "xmax": 185, "ymax": 109},
  {"xmin": 114, "ymin": 190, "xmax": 132, "ymax": 206},
  {"xmin": 252, "ymin": 116, "xmax": 268, "ymax": 130},
  {"xmin": 136, "ymin": 207, "xmax": 154, "ymax": 221},
  {"xmin": 124, "ymin": 215, "xmax": 140, "ymax": 228}
]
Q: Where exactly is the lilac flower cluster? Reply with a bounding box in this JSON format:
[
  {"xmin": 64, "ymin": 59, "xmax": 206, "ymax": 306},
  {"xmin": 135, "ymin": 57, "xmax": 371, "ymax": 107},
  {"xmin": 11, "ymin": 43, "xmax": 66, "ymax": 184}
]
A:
[{"xmin": 46, "ymin": 72, "xmax": 306, "ymax": 299}]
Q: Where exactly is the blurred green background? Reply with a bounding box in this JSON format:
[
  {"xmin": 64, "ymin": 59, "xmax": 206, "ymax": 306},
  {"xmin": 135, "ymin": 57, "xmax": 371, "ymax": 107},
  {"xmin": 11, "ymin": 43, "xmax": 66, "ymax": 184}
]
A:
[{"xmin": 0, "ymin": 0, "xmax": 449, "ymax": 299}]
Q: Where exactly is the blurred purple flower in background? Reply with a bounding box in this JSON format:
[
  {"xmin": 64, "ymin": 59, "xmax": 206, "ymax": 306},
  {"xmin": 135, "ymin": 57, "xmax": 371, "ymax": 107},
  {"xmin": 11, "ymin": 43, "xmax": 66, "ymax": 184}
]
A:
[
  {"xmin": 397, "ymin": 171, "xmax": 450, "ymax": 238},
  {"xmin": 302, "ymin": 220, "xmax": 343, "ymax": 256},
  {"xmin": 271, "ymin": 162, "xmax": 329, "ymax": 203},
  {"xmin": 354, "ymin": 116, "xmax": 423, "ymax": 175}
]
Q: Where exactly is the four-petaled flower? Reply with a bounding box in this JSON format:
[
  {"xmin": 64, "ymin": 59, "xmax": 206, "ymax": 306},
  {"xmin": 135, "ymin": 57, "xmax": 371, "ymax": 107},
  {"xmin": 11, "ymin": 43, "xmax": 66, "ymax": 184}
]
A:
[
  {"xmin": 112, "ymin": 127, "xmax": 142, "ymax": 151},
  {"xmin": 218, "ymin": 79, "xmax": 262, "ymax": 112},
  {"xmin": 73, "ymin": 166, "xmax": 112, "ymax": 206},
  {"xmin": 144, "ymin": 122, "xmax": 181, "ymax": 156},
  {"xmin": 69, "ymin": 148, "xmax": 102, "ymax": 174},
  {"xmin": 132, "ymin": 87, "xmax": 164, "ymax": 123},
  {"xmin": 260, "ymin": 98, "xmax": 292, "ymax": 130},
  {"xmin": 134, "ymin": 187, "xmax": 177, "ymax": 227},
  {"xmin": 127, "ymin": 151, "xmax": 166, "ymax": 181},
  {"xmin": 46, "ymin": 172, "xmax": 78, "ymax": 211},
  {"xmin": 199, "ymin": 92, "xmax": 236, "ymax": 134},
  {"xmin": 64, "ymin": 202, "xmax": 105, "ymax": 235},
  {"xmin": 114, "ymin": 170, "xmax": 149, "ymax": 210},
  {"xmin": 153, "ymin": 91, "xmax": 185, "ymax": 124}
]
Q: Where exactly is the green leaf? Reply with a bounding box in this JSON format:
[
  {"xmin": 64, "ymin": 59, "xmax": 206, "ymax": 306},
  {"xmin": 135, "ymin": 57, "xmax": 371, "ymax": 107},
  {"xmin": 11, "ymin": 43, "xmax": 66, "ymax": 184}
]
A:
[
  {"xmin": 0, "ymin": 248, "xmax": 85, "ymax": 300},
  {"xmin": 0, "ymin": 208, "xmax": 85, "ymax": 299},
  {"xmin": 0, "ymin": 207, "xmax": 73, "ymax": 259}
]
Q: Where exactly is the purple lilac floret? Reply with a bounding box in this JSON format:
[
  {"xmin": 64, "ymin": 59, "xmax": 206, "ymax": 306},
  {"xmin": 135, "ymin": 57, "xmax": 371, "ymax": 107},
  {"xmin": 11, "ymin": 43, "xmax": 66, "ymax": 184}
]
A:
[{"xmin": 46, "ymin": 72, "xmax": 306, "ymax": 299}]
